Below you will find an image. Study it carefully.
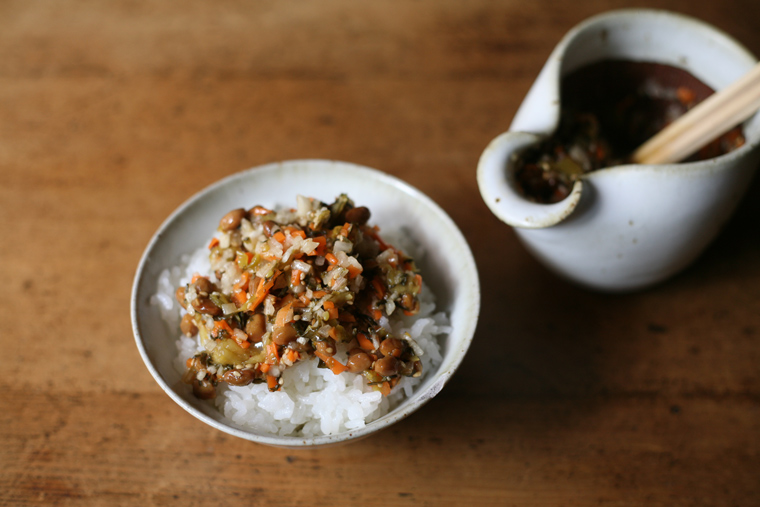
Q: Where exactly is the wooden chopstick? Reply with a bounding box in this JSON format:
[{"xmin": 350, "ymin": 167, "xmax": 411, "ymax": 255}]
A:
[{"xmin": 632, "ymin": 61, "xmax": 760, "ymax": 165}]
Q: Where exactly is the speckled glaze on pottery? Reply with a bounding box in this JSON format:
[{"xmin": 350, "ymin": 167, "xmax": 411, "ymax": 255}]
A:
[{"xmin": 478, "ymin": 9, "xmax": 760, "ymax": 291}]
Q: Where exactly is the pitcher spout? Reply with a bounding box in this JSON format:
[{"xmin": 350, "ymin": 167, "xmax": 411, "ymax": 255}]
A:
[{"xmin": 477, "ymin": 131, "xmax": 583, "ymax": 228}]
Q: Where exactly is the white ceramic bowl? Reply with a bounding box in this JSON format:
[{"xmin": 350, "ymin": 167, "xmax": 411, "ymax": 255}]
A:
[
  {"xmin": 477, "ymin": 9, "xmax": 760, "ymax": 292},
  {"xmin": 131, "ymin": 160, "xmax": 480, "ymax": 447}
]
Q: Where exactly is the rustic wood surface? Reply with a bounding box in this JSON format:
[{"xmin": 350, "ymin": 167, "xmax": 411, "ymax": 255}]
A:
[{"xmin": 2, "ymin": 1, "xmax": 759, "ymax": 505}]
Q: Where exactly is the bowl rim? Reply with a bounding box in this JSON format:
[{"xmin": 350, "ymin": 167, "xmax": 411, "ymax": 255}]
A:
[{"xmin": 130, "ymin": 159, "xmax": 480, "ymax": 447}]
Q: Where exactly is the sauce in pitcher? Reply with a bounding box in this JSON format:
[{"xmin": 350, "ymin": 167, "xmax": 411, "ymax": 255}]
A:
[{"xmin": 514, "ymin": 60, "xmax": 746, "ymax": 203}]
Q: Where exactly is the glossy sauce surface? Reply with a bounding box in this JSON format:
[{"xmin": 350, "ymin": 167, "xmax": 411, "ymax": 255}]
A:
[{"xmin": 515, "ymin": 60, "xmax": 746, "ymax": 203}]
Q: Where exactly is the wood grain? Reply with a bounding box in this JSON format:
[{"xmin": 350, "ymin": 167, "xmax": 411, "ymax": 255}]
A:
[{"xmin": 2, "ymin": 1, "xmax": 759, "ymax": 505}]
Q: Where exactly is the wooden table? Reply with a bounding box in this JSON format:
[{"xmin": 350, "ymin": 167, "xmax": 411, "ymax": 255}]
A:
[{"xmin": 3, "ymin": 1, "xmax": 759, "ymax": 505}]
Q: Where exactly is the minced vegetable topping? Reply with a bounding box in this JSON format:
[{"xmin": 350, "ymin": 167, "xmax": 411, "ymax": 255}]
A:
[{"xmin": 176, "ymin": 194, "xmax": 424, "ymax": 399}]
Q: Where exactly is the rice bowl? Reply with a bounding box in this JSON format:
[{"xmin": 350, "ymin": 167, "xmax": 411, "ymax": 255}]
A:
[{"xmin": 131, "ymin": 160, "xmax": 480, "ymax": 447}]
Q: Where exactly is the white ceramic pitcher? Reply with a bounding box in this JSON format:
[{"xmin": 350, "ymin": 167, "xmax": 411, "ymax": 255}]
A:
[{"xmin": 477, "ymin": 9, "xmax": 760, "ymax": 291}]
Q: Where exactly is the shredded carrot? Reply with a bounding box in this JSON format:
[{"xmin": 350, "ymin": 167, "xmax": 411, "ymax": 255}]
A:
[
  {"xmin": 314, "ymin": 351, "xmax": 348, "ymax": 375},
  {"xmin": 273, "ymin": 231, "xmax": 286, "ymax": 244},
  {"xmin": 328, "ymin": 327, "xmax": 338, "ymax": 339},
  {"xmin": 380, "ymin": 381, "xmax": 391, "ymax": 397},
  {"xmin": 247, "ymin": 271, "xmax": 280, "ymax": 312},
  {"xmin": 347, "ymin": 264, "xmax": 362, "ymax": 279},
  {"xmin": 185, "ymin": 357, "xmax": 193, "ymax": 368},
  {"xmin": 372, "ymin": 309, "xmax": 383, "ymax": 321},
  {"xmin": 208, "ymin": 237, "xmax": 220, "ymax": 249},
  {"xmin": 312, "ymin": 290, "xmax": 327, "ymax": 299},
  {"xmin": 325, "ymin": 252, "xmax": 338, "ymax": 265},
  {"xmin": 213, "ymin": 319, "xmax": 234, "ymax": 337},
  {"xmin": 357, "ymin": 333, "xmax": 375, "ymax": 351},
  {"xmin": 247, "ymin": 281, "xmax": 268, "ymax": 312},
  {"xmin": 232, "ymin": 289, "xmax": 247, "ymax": 305},
  {"xmin": 236, "ymin": 338, "xmax": 250, "ymax": 349},
  {"xmin": 275, "ymin": 302, "xmax": 294, "ymax": 328},
  {"xmin": 330, "ymin": 359, "xmax": 347, "ymax": 375},
  {"xmin": 321, "ymin": 301, "xmax": 339, "ymax": 319},
  {"xmin": 288, "ymin": 228, "xmax": 306, "ymax": 239},
  {"xmin": 220, "ymin": 321, "xmax": 234, "ymax": 334},
  {"xmin": 290, "ymin": 269, "xmax": 302, "ymax": 287},
  {"xmin": 266, "ymin": 342, "xmax": 280, "ymax": 363},
  {"xmin": 234, "ymin": 271, "xmax": 250, "ymax": 291},
  {"xmin": 372, "ymin": 278, "xmax": 386, "ymax": 298},
  {"xmin": 309, "ymin": 236, "xmax": 326, "ymax": 256},
  {"xmin": 340, "ymin": 222, "xmax": 351, "ymax": 238},
  {"xmin": 266, "ymin": 375, "xmax": 279, "ymax": 391},
  {"xmin": 286, "ymin": 349, "xmax": 298, "ymax": 363},
  {"xmin": 260, "ymin": 363, "xmax": 270, "ymax": 373}
]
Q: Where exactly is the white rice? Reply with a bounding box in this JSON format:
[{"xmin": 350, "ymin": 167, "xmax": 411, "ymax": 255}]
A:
[{"xmin": 151, "ymin": 234, "xmax": 450, "ymax": 437}]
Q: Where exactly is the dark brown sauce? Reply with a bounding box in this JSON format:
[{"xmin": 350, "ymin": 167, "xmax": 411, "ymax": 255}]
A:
[{"xmin": 514, "ymin": 60, "xmax": 746, "ymax": 203}]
